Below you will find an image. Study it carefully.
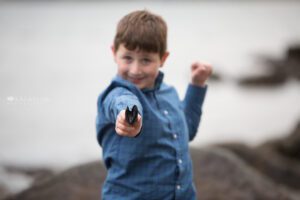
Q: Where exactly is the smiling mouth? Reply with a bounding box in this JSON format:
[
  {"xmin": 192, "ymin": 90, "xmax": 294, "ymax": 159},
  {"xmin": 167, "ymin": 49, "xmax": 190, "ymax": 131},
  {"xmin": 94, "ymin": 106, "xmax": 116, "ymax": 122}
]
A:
[{"xmin": 128, "ymin": 75, "xmax": 145, "ymax": 83}]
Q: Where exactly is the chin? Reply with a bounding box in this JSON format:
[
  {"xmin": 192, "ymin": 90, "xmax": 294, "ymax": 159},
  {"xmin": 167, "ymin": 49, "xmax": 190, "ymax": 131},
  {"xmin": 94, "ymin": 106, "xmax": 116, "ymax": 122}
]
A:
[{"xmin": 135, "ymin": 84, "xmax": 145, "ymax": 89}]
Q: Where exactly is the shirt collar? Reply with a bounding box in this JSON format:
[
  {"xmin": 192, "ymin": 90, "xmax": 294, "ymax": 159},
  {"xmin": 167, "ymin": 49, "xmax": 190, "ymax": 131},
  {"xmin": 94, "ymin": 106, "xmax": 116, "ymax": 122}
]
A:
[
  {"xmin": 142, "ymin": 71, "xmax": 164, "ymax": 93},
  {"xmin": 114, "ymin": 71, "xmax": 164, "ymax": 93}
]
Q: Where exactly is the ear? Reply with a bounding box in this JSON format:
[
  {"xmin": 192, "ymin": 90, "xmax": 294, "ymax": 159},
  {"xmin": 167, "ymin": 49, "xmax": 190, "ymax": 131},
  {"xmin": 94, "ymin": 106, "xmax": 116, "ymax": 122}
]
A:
[
  {"xmin": 111, "ymin": 45, "xmax": 117, "ymax": 62},
  {"xmin": 160, "ymin": 52, "xmax": 170, "ymax": 68}
]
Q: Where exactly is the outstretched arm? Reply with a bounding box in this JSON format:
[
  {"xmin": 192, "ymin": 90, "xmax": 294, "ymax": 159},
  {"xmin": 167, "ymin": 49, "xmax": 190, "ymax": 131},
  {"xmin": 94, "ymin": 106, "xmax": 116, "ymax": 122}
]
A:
[
  {"xmin": 102, "ymin": 88, "xmax": 143, "ymax": 137},
  {"xmin": 182, "ymin": 62, "xmax": 212, "ymax": 141}
]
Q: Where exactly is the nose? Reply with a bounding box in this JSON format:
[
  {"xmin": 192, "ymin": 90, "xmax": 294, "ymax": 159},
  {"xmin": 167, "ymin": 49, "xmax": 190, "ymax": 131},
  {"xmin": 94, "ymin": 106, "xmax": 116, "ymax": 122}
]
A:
[{"xmin": 129, "ymin": 61, "xmax": 142, "ymax": 75}]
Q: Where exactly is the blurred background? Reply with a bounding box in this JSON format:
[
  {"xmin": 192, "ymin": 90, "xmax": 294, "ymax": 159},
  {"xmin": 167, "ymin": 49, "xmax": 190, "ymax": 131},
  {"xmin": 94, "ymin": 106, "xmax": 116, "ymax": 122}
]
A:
[{"xmin": 1, "ymin": 0, "xmax": 300, "ymax": 196}]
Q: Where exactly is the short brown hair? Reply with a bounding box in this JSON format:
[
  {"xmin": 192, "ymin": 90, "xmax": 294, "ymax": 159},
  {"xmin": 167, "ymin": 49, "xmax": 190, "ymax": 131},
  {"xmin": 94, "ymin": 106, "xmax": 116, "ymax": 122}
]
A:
[{"xmin": 113, "ymin": 10, "xmax": 167, "ymax": 58}]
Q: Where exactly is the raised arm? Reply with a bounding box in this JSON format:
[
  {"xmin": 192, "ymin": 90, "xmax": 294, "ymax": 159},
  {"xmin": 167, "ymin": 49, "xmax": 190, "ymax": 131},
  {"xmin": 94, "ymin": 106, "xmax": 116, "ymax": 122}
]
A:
[
  {"xmin": 182, "ymin": 62, "xmax": 212, "ymax": 141},
  {"xmin": 182, "ymin": 84, "xmax": 207, "ymax": 141}
]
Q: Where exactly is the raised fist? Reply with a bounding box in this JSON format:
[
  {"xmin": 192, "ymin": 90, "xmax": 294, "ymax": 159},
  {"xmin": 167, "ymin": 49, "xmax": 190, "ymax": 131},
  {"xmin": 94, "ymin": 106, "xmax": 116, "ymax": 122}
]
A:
[{"xmin": 191, "ymin": 62, "xmax": 213, "ymax": 87}]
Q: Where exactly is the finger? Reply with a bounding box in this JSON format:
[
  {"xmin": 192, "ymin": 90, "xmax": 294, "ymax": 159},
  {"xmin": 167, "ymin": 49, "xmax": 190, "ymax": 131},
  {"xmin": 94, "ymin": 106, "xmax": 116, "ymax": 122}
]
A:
[
  {"xmin": 137, "ymin": 114, "xmax": 142, "ymax": 123},
  {"xmin": 117, "ymin": 110, "xmax": 128, "ymax": 125},
  {"xmin": 116, "ymin": 115, "xmax": 126, "ymax": 125},
  {"xmin": 206, "ymin": 64, "xmax": 213, "ymax": 75},
  {"xmin": 117, "ymin": 122, "xmax": 135, "ymax": 132},
  {"xmin": 115, "ymin": 127, "xmax": 125, "ymax": 136},
  {"xmin": 196, "ymin": 63, "xmax": 211, "ymax": 74},
  {"xmin": 116, "ymin": 114, "xmax": 125, "ymax": 126},
  {"xmin": 133, "ymin": 114, "xmax": 142, "ymax": 129},
  {"xmin": 191, "ymin": 62, "xmax": 199, "ymax": 71},
  {"xmin": 116, "ymin": 125, "xmax": 137, "ymax": 137},
  {"xmin": 193, "ymin": 65, "xmax": 205, "ymax": 75},
  {"xmin": 119, "ymin": 110, "xmax": 126, "ymax": 121},
  {"xmin": 193, "ymin": 61, "xmax": 211, "ymax": 70},
  {"xmin": 202, "ymin": 61, "xmax": 211, "ymax": 67},
  {"xmin": 116, "ymin": 124, "xmax": 134, "ymax": 136},
  {"xmin": 203, "ymin": 63, "xmax": 213, "ymax": 73}
]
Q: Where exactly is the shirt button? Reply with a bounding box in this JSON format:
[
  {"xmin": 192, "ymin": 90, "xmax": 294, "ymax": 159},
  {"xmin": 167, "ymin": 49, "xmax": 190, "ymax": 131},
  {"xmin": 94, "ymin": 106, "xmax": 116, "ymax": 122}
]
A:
[
  {"xmin": 163, "ymin": 110, "xmax": 168, "ymax": 115},
  {"xmin": 178, "ymin": 159, "xmax": 182, "ymax": 164},
  {"xmin": 173, "ymin": 134, "xmax": 177, "ymax": 139},
  {"xmin": 176, "ymin": 185, "xmax": 181, "ymax": 190}
]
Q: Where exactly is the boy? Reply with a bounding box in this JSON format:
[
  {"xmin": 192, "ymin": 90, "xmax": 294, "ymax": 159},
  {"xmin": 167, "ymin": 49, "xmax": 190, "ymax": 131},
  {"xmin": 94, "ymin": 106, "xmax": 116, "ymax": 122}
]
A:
[{"xmin": 96, "ymin": 10, "xmax": 212, "ymax": 200}]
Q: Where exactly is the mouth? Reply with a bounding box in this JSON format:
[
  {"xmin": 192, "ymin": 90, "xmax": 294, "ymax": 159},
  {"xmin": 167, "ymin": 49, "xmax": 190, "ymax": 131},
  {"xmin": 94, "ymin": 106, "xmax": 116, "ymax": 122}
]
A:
[{"xmin": 128, "ymin": 75, "xmax": 145, "ymax": 84}]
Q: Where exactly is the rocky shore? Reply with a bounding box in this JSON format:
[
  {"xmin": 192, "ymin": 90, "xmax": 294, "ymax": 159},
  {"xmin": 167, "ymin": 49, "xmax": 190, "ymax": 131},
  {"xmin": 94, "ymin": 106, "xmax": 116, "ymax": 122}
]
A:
[
  {"xmin": 237, "ymin": 45, "xmax": 300, "ymax": 87},
  {"xmin": 1, "ymin": 120, "xmax": 299, "ymax": 200}
]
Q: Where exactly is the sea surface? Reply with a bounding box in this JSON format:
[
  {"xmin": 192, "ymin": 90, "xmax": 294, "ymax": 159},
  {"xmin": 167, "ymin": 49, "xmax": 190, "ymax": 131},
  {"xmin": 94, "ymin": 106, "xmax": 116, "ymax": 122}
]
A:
[{"xmin": 1, "ymin": 1, "xmax": 300, "ymax": 174}]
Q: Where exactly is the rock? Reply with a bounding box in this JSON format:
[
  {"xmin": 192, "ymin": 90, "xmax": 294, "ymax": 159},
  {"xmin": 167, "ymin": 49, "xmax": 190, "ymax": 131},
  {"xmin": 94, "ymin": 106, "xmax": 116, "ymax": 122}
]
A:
[
  {"xmin": 258, "ymin": 121, "xmax": 300, "ymax": 189},
  {"xmin": 238, "ymin": 71, "xmax": 287, "ymax": 86},
  {"xmin": 6, "ymin": 121, "xmax": 300, "ymax": 200},
  {"xmin": 0, "ymin": 184, "xmax": 10, "ymax": 200},
  {"xmin": 271, "ymin": 120, "xmax": 300, "ymax": 160},
  {"xmin": 191, "ymin": 147, "xmax": 298, "ymax": 200},
  {"xmin": 218, "ymin": 142, "xmax": 300, "ymax": 191},
  {"xmin": 287, "ymin": 46, "xmax": 300, "ymax": 59},
  {"xmin": 5, "ymin": 162, "xmax": 106, "ymax": 200},
  {"xmin": 218, "ymin": 122, "xmax": 300, "ymax": 191},
  {"xmin": 286, "ymin": 46, "xmax": 300, "ymax": 80},
  {"xmin": 6, "ymin": 147, "xmax": 299, "ymax": 200},
  {"xmin": 4, "ymin": 166, "xmax": 55, "ymax": 187},
  {"xmin": 238, "ymin": 44, "xmax": 300, "ymax": 86}
]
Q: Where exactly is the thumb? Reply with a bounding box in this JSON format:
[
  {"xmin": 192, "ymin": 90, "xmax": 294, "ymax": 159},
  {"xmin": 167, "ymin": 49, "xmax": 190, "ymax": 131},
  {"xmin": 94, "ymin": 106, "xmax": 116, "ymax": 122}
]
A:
[
  {"xmin": 137, "ymin": 114, "xmax": 142, "ymax": 124},
  {"xmin": 135, "ymin": 114, "xmax": 142, "ymax": 128},
  {"xmin": 191, "ymin": 63, "xmax": 199, "ymax": 71}
]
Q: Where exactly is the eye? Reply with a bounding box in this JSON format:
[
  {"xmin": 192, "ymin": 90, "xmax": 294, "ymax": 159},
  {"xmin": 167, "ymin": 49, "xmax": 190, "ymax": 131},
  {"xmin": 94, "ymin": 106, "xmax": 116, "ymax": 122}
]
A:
[
  {"xmin": 123, "ymin": 56, "xmax": 132, "ymax": 60},
  {"xmin": 141, "ymin": 58, "xmax": 151, "ymax": 65},
  {"xmin": 122, "ymin": 56, "xmax": 133, "ymax": 63}
]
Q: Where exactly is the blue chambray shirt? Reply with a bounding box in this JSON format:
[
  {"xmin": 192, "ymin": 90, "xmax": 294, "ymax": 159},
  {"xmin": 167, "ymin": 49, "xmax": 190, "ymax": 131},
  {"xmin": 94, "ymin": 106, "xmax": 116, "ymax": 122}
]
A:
[{"xmin": 96, "ymin": 71, "xmax": 207, "ymax": 200}]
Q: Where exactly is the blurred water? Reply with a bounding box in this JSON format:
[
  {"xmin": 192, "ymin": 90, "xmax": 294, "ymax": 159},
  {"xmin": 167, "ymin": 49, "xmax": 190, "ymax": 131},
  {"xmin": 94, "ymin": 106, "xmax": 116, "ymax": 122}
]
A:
[{"xmin": 0, "ymin": 1, "xmax": 300, "ymax": 171}]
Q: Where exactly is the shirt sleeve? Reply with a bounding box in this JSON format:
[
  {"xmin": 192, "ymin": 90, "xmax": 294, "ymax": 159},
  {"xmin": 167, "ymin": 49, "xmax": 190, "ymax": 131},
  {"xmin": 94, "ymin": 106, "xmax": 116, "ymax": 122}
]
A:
[
  {"xmin": 102, "ymin": 87, "xmax": 143, "ymax": 122},
  {"xmin": 182, "ymin": 84, "xmax": 207, "ymax": 141}
]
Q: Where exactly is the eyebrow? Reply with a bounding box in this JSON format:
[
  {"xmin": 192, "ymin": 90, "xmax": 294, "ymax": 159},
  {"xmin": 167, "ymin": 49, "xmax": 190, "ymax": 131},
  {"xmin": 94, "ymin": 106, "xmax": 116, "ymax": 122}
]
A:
[
  {"xmin": 139, "ymin": 52, "xmax": 156, "ymax": 58},
  {"xmin": 122, "ymin": 52, "xmax": 133, "ymax": 56},
  {"xmin": 123, "ymin": 51, "xmax": 154, "ymax": 58}
]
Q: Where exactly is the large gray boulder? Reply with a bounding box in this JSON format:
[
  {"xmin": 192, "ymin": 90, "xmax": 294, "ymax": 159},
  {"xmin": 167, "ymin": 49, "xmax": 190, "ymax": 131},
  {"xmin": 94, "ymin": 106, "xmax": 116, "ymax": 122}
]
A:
[
  {"xmin": 219, "ymin": 121, "xmax": 300, "ymax": 190},
  {"xmin": 191, "ymin": 147, "xmax": 298, "ymax": 200},
  {"xmin": 5, "ymin": 147, "xmax": 300, "ymax": 200}
]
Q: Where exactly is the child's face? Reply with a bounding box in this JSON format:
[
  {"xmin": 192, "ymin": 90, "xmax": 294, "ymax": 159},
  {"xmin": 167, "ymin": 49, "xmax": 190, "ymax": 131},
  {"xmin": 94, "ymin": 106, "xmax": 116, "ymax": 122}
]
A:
[{"xmin": 112, "ymin": 44, "xmax": 169, "ymax": 89}]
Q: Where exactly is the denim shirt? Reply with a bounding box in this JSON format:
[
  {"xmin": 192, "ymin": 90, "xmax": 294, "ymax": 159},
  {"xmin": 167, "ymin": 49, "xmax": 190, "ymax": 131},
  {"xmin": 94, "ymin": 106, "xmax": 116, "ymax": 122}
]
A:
[{"xmin": 96, "ymin": 71, "xmax": 207, "ymax": 200}]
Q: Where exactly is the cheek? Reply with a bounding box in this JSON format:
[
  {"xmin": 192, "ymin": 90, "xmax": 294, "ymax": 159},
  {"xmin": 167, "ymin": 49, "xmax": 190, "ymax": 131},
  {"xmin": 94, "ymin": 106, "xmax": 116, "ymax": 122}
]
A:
[
  {"xmin": 117, "ymin": 68, "xmax": 127, "ymax": 77},
  {"xmin": 147, "ymin": 66, "xmax": 160, "ymax": 77},
  {"xmin": 117, "ymin": 61, "xmax": 128, "ymax": 73}
]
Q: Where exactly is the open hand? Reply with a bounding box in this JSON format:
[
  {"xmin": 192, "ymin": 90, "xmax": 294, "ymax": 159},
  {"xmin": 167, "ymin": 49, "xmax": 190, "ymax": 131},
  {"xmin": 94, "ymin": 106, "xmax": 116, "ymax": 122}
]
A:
[
  {"xmin": 191, "ymin": 62, "xmax": 213, "ymax": 87},
  {"xmin": 115, "ymin": 110, "xmax": 142, "ymax": 137}
]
